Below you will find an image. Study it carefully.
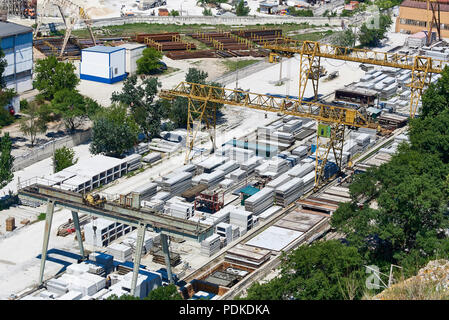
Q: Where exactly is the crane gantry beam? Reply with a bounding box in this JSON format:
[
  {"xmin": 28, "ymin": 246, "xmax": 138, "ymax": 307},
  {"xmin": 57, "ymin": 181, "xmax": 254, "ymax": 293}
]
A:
[
  {"xmin": 160, "ymin": 82, "xmax": 373, "ymax": 187},
  {"xmin": 264, "ymin": 40, "xmax": 448, "ymax": 118}
]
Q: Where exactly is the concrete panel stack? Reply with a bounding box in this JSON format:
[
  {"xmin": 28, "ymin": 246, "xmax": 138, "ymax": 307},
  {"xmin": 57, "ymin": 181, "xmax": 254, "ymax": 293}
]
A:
[
  {"xmin": 164, "ymin": 198, "xmax": 195, "ymax": 219},
  {"xmin": 258, "ymin": 206, "xmax": 283, "ymax": 221},
  {"xmin": 266, "ymin": 173, "xmax": 290, "ymax": 189},
  {"xmin": 227, "ymin": 168, "xmax": 248, "ymax": 182},
  {"xmin": 275, "ymin": 177, "xmax": 304, "ymax": 207},
  {"xmin": 142, "ymin": 152, "xmax": 162, "ymax": 164},
  {"xmin": 216, "ymin": 160, "xmax": 240, "ymax": 175},
  {"xmin": 244, "ymin": 187, "xmax": 275, "ymax": 215},
  {"xmin": 302, "ymin": 171, "xmax": 316, "ymax": 193},
  {"xmin": 287, "ymin": 162, "xmax": 314, "ymax": 178},
  {"xmin": 141, "ymin": 199, "xmax": 165, "ymax": 211},
  {"xmin": 161, "ymin": 172, "xmax": 192, "ymax": 195},
  {"xmin": 230, "ymin": 208, "xmax": 253, "ymax": 232},
  {"xmin": 57, "ymin": 291, "xmax": 83, "ymax": 300},
  {"xmin": 151, "ymin": 191, "xmax": 171, "ymax": 202},
  {"xmin": 355, "ymin": 133, "xmax": 371, "ymax": 148},
  {"xmin": 216, "ymin": 222, "xmax": 233, "ymax": 244},
  {"xmin": 47, "ymin": 278, "xmax": 69, "ymax": 296},
  {"xmin": 219, "ymin": 179, "xmax": 234, "ymax": 189},
  {"xmin": 218, "ymin": 145, "xmax": 255, "ymax": 163},
  {"xmin": 106, "ymin": 243, "xmax": 133, "ymax": 262},
  {"xmin": 174, "ymin": 163, "xmax": 197, "ymax": 174},
  {"xmin": 232, "ymin": 226, "xmax": 240, "ymax": 241},
  {"xmin": 292, "ymin": 145, "xmax": 308, "ymax": 158},
  {"xmin": 282, "ymin": 119, "xmax": 302, "ymax": 134},
  {"xmin": 201, "ymin": 234, "xmax": 221, "ymax": 257},
  {"xmin": 200, "ymin": 170, "xmax": 226, "ymax": 187},
  {"xmin": 256, "ymin": 158, "xmax": 289, "ymax": 178},
  {"xmin": 196, "ymin": 156, "xmax": 228, "ymax": 173},
  {"xmin": 124, "ymin": 154, "xmax": 142, "ymax": 171},
  {"xmin": 240, "ymin": 156, "xmax": 263, "ymax": 173},
  {"xmin": 131, "ymin": 183, "xmax": 157, "ymax": 201}
]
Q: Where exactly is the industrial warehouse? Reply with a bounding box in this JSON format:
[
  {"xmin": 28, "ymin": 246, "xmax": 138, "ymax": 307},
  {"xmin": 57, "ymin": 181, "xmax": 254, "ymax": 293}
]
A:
[{"xmin": 0, "ymin": 0, "xmax": 449, "ymax": 304}]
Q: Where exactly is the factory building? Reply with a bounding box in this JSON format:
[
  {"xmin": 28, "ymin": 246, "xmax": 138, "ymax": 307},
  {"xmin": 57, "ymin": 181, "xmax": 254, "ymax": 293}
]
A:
[
  {"xmin": 0, "ymin": 19, "xmax": 34, "ymax": 94},
  {"xmin": 395, "ymin": 0, "xmax": 449, "ymax": 38}
]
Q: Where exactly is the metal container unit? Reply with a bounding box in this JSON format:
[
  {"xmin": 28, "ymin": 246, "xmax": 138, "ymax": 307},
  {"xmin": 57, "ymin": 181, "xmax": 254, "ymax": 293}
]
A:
[
  {"xmin": 80, "ymin": 45, "xmax": 127, "ymax": 84},
  {"xmin": 118, "ymin": 43, "xmax": 146, "ymax": 75}
]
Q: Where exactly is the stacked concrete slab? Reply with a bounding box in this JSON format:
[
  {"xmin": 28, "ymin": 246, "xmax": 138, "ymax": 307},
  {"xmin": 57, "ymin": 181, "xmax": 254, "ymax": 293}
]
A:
[
  {"xmin": 201, "ymin": 234, "xmax": 221, "ymax": 257},
  {"xmin": 160, "ymin": 171, "xmax": 192, "ymax": 195},
  {"xmin": 275, "ymin": 177, "xmax": 304, "ymax": 207},
  {"xmin": 244, "ymin": 187, "xmax": 274, "ymax": 215}
]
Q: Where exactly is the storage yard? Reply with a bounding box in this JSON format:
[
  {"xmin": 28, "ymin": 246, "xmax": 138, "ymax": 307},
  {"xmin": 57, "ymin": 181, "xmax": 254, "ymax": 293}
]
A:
[{"xmin": 1, "ymin": 0, "xmax": 449, "ymax": 302}]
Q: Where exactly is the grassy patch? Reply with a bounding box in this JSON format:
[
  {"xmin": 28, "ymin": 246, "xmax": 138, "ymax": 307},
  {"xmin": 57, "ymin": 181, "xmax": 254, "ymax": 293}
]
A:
[
  {"xmin": 290, "ymin": 30, "xmax": 334, "ymax": 42},
  {"xmin": 72, "ymin": 22, "xmax": 317, "ymax": 39},
  {"xmin": 221, "ymin": 59, "xmax": 259, "ymax": 72},
  {"xmin": 161, "ymin": 67, "xmax": 181, "ymax": 76},
  {"xmin": 37, "ymin": 213, "xmax": 46, "ymax": 221}
]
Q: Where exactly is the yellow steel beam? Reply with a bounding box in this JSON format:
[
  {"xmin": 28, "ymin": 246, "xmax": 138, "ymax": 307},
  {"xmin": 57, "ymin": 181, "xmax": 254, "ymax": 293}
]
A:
[
  {"xmin": 160, "ymin": 82, "xmax": 370, "ymax": 128},
  {"xmin": 264, "ymin": 40, "xmax": 447, "ymax": 74}
]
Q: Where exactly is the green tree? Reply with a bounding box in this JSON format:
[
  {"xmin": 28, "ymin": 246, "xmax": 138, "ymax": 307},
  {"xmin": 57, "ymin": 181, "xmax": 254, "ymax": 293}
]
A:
[
  {"xmin": 89, "ymin": 104, "xmax": 139, "ymax": 157},
  {"xmin": 243, "ymin": 241, "xmax": 365, "ymax": 300},
  {"xmin": 33, "ymin": 56, "xmax": 80, "ymax": 100},
  {"xmin": 53, "ymin": 146, "xmax": 78, "ymax": 173},
  {"xmin": 51, "ymin": 89, "xmax": 97, "ymax": 132},
  {"xmin": 332, "ymin": 29, "xmax": 356, "ymax": 47},
  {"xmin": 236, "ymin": 0, "xmax": 250, "ymax": 16},
  {"xmin": 106, "ymin": 284, "xmax": 182, "ymax": 300},
  {"xmin": 358, "ymin": 14, "xmax": 392, "ymax": 47},
  {"xmin": 19, "ymin": 101, "xmax": 48, "ymax": 146},
  {"xmin": 170, "ymin": 10, "xmax": 180, "ymax": 16},
  {"xmin": 136, "ymin": 47, "xmax": 163, "ymax": 75},
  {"xmin": 145, "ymin": 284, "xmax": 182, "ymax": 300},
  {"xmin": 111, "ymin": 75, "xmax": 165, "ymax": 139},
  {"xmin": 420, "ymin": 66, "xmax": 449, "ymax": 119},
  {"xmin": 0, "ymin": 48, "xmax": 7, "ymax": 89},
  {"xmin": 0, "ymin": 132, "xmax": 14, "ymax": 189},
  {"xmin": 288, "ymin": 7, "xmax": 313, "ymax": 17},
  {"xmin": 203, "ymin": 8, "xmax": 213, "ymax": 16}
]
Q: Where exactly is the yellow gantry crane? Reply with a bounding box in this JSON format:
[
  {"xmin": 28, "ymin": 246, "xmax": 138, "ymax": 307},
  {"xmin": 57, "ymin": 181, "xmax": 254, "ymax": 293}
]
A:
[
  {"xmin": 263, "ymin": 40, "xmax": 447, "ymax": 119},
  {"xmin": 160, "ymin": 82, "xmax": 373, "ymax": 188},
  {"xmin": 35, "ymin": 0, "xmax": 96, "ymax": 58},
  {"xmin": 160, "ymin": 41, "xmax": 448, "ymax": 189}
]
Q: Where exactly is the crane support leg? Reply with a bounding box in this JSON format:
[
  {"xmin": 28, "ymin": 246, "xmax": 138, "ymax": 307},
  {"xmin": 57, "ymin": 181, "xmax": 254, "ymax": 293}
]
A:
[
  {"xmin": 71, "ymin": 211, "xmax": 85, "ymax": 258},
  {"xmin": 39, "ymin": 200, "xmax": 55, "ymax": 286},
  {"xmin": 60, "ymin": 17, "xmax": 77, "ymax": 57},
  {"xmin": 185, "ymin": 99, "xmax": 209, "ymax": 164},
  {"xmin": 409, "ymin": 57, "xmax": 431, "ymax": 118},
  {"xmin": 130, "ymin": 224, "xmax": 146, "ymax": 297},
  {"xmin": 314, "ymin": 123, "xmax": 345, "ymax": 189},
  {"xmin": 34, "ymin": 0, "xmax": 50, "ymax": 39},
  {"xmin": 299, "ymin": 42, "xmax": 320, "ymax": 103},
  {"xmin": 161, "ymin": 233, "xmax": 174, "ymax": 284}
]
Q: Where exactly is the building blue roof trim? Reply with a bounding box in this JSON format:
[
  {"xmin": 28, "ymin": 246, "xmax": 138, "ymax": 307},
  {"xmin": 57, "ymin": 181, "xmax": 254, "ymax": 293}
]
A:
[{"xmin": 82, "ymin": 45, "xmax": 126, "ymax": 54}]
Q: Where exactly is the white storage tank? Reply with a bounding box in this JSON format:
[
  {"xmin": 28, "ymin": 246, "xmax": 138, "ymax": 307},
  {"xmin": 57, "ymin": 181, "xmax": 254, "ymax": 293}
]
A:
[
  {"xmin": 118, "ymin": 43, "xmax": 146, "ymax": 75},
  {"xmin": 80, "ymin": 45, "xmax": 126, "ymax": 84}
]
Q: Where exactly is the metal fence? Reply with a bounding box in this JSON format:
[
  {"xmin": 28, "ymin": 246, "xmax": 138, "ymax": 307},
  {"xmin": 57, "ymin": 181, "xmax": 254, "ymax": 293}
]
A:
[{"xmin": 13, "ymin": 129, "xmax": 92, "ymax": 171}]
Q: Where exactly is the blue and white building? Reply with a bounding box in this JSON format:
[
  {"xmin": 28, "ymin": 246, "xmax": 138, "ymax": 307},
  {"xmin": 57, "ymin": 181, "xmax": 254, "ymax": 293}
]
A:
[
  {"xmin": 79, "ymin": 45, "xmax": 127, "ymax": 84},
  {"xmin": 0, "ymin": 21, "xmax": 34, "ymax": 94}
]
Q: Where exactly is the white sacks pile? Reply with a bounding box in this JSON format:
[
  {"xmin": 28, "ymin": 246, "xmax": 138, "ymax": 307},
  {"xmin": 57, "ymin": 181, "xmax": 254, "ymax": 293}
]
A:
[
  {"xmin": 106, "ymin": 243, "xmax": 132, "ymax": 262},
  {"xmin": 201, "ymin": 234, "xmax": 221, "ymax": 257},
  {"xmin": 275, "ymin": 177, "xmax": 304, "ymax": 207},
  {"xmin": 244, "ymin": 187, "xmax": 275, "ymax": 215}
]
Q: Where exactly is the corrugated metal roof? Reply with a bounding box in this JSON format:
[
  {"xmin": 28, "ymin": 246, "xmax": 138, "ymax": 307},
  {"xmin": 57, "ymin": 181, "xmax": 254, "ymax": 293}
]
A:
[
  {"xmin": 0, "ymin": 21, "xmax": 33, "ymax": 39},
  {"xmin": 401, "ymin": 0, "xmax": 449, "ymax": 12}
]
